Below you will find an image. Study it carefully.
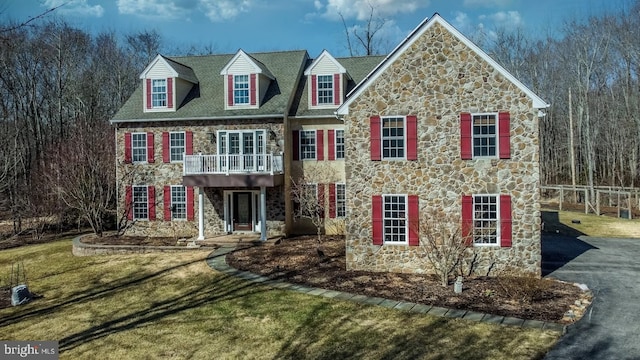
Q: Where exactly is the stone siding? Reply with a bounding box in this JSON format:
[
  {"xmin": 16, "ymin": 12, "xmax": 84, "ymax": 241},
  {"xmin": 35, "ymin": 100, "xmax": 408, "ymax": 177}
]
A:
[
  {"xmin": 344, "ymin": 22, "xmax": 541, "ymax": 276},
  {"xmin": 115, "ymin": 119, "xmax": 286, "ymax": 238}
]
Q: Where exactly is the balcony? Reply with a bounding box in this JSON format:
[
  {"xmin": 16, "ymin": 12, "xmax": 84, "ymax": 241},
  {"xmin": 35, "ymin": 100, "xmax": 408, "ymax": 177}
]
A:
[{"xmin": 182, "ymin": 154, "xmax": 284, "ymax": 188}]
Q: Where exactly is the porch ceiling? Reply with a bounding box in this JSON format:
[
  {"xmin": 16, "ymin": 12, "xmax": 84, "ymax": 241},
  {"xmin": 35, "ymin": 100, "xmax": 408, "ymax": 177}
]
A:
[{"xmin": 182, "ymin": 173, "xmax": 283, "ymax": 187}]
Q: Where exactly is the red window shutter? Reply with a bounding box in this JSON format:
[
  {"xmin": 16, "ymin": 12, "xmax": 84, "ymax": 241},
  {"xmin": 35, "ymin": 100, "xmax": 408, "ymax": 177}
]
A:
[
  {"xmin": 227, "ymin": 75, "xmax": 234, "ymax": 106},
  {"xmin": 124, "ymin": 132, "xmax": 132, "ymax": 163},
  {"xmin": 460, "ymin": 113, "xmax": 472, "ymax": 159},
  {"xmin": 148, "ymin": 185, "xmax": 156, "ymax": 221},
  {"xmin": 370, "ymin": 116, "xmax": 381, "ymax": 161},
  {"xmin": 333, "ymin": 73, "xmax": 340, "ymax": 105},
  {"xmin": 167, "ymin": 77, "xmax": 173, "ymax": 108},
  {"xmin": 125, "ymin": 186, "xmax": 133, "ymax": 220},
  {"xmin": 147, "ymin": 132, "xmax": 155, "ymax": 163},
  {"xmin": 185, "ymin": 131, "xmax": 193, "ymax": 155},
  {"xmin": 328, "ymin": 129, "xmax": 335, "ymax": 160},
  {"xmin": 164, "ymin": 186, "xmax": 171, "ymax": 221},
  {"xmin": 187, "ymin": 186, "xmax": 195, "ymax": 221},
  {"xmin": 146, "ymin": 78, "xmax": 152, "ymax": 109},
  {"xmin": 407, "ymin": 115, "xmax": 418, "ymax": 160},
  {"xmin": 311, "ymin": 75, "xmax": 317, "ymax": 106},
  {"xmin": 408, "ymin": 195, "xmax": 419, "ymax": 246},
  {"xmin": 292, "ymin": 130, "xmax": 300, "ymax": 161},
  {"xmin": 162, "ymin": 132, "xmax": 170, "ymax": 163},
  {"xmin": 498, "ymin": 112, "xmax": 511, "ymax": 159},
  {"xmin": 329, "ymin": 183, "xmax": 336, "ymax": 218},
  {"xmin": 317, "ymin": 184, "xmax": 325, "ymax": 218},
  {"xmin": 372, "ymin": 195, "xmax": 383, "ymax": 245},
  {"xmin": 500, "ymin": 194, "xmax": 512, "ymax": 247},
  {"xmin": 316, "ymin": 130, "xmax": 324, "ymax": 161},
  {"xmin": 462, "ymin": 195, "xmax": 473, "ymax": 246},
  {"xmin": 250, "ymin": 73, "xmax": 256, "ymax": 105}
]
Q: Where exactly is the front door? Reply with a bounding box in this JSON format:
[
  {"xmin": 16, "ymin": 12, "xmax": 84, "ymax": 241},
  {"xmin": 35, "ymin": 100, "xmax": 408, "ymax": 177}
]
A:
[{"xmin": 233, "ymin": 192, "xmax": 253, "ymax": 231}]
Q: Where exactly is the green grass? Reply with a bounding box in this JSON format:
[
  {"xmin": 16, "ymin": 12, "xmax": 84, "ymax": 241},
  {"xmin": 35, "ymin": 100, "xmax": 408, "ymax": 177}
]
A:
[
  {"xmin": 542, "ymin": 210, "xmax": 640, "ymax": 238},
  {"xmin": 1, "ymin": 239, "xmax": 560, "ymax": 359}
]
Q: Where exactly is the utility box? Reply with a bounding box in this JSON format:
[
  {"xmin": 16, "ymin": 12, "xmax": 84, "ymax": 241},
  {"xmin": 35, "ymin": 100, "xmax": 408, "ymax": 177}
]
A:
[{"xmin": 11, "ymin": 284, "xmax": 31, "ymax": 306}]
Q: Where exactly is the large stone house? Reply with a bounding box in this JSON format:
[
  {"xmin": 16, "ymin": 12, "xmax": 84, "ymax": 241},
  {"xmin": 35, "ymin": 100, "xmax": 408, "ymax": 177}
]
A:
[{"xmin": 111, "ymin": 14, "xmax": 548, "ymax": 276}]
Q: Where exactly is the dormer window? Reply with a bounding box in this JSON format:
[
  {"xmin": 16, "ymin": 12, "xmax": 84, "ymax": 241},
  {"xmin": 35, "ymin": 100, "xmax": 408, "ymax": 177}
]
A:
[
  {"xmin": 234, "ymin": 75, "xmax": 250, "ymax": 105},
  {"xmin": 152, "ymin": 79, "xmax": 167, "ymax": 107},
  {"xmin": 317, "ymin": 75, "xmax": 334, "ymax": 105}
]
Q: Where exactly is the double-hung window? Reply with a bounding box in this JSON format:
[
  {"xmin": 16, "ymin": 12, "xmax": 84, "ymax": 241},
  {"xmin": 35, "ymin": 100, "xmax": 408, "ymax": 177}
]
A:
[
  {"xmin": 132, "ymin": 133, "xmax": 147, "ymax": 163},
  {"xmin": 152, "ymin": 79, "xmax": 167, "ymax": 108},
  {"xmin": 133, "ymin": 186, "xmax": 148, "ymax": 220},
  {"xmin": 383, "ymin": 195, "xmax": 407, "ymax": 243},
  {"xmin": 473, "ymin": 114, "xmax": 497, "ymax": 157},
  {"xmin": 300, "ymin": 130, "xmax": 316, "ymax": 160},
  {"xmin": 335, "ymin": 130, "xmax": 345, "ymax": 159},
  {"xmin": 171, "ymin": 186, "xmax": 186, "ymax": 220},
  {"xmin": 317, "ymin": 75, "xmax": 334, "ymax": 105},
  {"xmin": 473, "ymin": 195, "xmax": 499, "ymax": 245},
  {"xmin": 234, "ymin": 75, "xmax": 249, "ymax": 105},
  {"xmin": 170, "ymin": 132, "xmax": 185, "ymax": 162},
  {"xmin": 336, "ymin": 183, "xmax": 346, "ymax": 217},
  {"xmin": 382, "ymin": 117, "xmax": 405, "ymax": 159}
]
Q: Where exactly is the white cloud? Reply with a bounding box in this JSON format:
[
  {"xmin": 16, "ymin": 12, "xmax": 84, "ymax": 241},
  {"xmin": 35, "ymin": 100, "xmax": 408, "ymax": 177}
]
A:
[
  {"xmin": 452, "ymin": 10, "xmax": 523, "ymax": 44},
  {"xmin": 486, "ymin": 10, "xmax": 523, "ymax": 29},
  {"xmin": 44, "ymin": 0, "xmax": 104, "ymax": 17},
  {"xmin": 463, "ymin": 0, "xmax": 513, "ymax": 7},
  {"xmin": 116, "ymin": 0, "xmax": 252, "ymax": 21},
  {"xmin": 312, "ymin": 0, "xmax": 431, "ymax": 21}
]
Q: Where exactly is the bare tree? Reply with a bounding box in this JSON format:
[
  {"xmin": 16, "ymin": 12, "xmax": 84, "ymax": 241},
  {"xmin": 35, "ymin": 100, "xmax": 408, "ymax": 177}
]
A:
[{"xmin": 339, "ymin": 4, "xmax": 389, "ymax": 56}]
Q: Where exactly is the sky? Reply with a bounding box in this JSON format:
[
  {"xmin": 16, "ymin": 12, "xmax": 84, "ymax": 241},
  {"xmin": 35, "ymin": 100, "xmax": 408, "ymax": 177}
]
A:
[{"xmin": 0, "ymin": 0, "xmax": 633, "ymax": 57}]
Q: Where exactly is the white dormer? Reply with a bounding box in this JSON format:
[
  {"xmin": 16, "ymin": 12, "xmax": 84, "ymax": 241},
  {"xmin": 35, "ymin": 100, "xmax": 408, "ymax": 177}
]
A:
[
  {"xmin": 140, "ymin": 55, "xmax": 198, "ymax": 113},
  {"xmin": 304, "ymin": 50, "xmax": 347, "ymax": 109},
  {"xmin": 220, "ymin": 49, "xmax": 274, "ymax": 110}
]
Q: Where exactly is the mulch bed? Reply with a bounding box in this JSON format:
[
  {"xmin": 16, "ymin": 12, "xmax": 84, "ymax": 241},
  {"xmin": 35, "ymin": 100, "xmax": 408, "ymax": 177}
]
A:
[
  {"xmin": 80, "ymin": 234, "xmax": 185, "ymax": 247},
  {"xmin": 227, "ymin": 235, "xmax": 588, "ymax": 323}
]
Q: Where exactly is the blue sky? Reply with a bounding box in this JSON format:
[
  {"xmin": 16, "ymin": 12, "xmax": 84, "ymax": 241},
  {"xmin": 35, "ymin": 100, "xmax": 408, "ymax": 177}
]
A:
[{"xmin": 1, "ymin": 0, "xmax": 631, "ymax": 57}]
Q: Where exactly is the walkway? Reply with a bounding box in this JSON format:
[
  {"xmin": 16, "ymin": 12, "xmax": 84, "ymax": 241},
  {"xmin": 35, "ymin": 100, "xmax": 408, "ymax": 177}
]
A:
[
  {"xmin": 207, "ymin": 246, "xmax": 566, "ymax": 332},
  {"xmin": 543, "ymin": 235, "xmax": 640, "ymax": 360}
]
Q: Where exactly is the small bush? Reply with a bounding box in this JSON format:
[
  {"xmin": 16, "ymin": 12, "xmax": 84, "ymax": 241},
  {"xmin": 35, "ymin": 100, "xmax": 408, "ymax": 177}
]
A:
[{"xmin": 496, "ymin": 276, "xmax": 553, "ymax": 303}]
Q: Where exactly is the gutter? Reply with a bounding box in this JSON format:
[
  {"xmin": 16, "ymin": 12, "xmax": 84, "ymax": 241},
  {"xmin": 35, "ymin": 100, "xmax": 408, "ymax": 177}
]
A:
[{"xmin": 110, "ymin": 113, "xmax": 285, "ymax": 124}]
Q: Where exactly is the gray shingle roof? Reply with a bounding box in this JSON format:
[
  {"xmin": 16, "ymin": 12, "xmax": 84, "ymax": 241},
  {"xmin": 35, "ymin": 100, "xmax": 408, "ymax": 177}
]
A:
[
  {"xmin": 289, "ymin": 55, "xmax": 385, "ymax": 118},
  {"xmin": 162, "ymin": 56, "xmax": 198, "ymax": 84},
  {"xmin": 112, "ymin": 50, "xmax": 308, "ymax": 122}
]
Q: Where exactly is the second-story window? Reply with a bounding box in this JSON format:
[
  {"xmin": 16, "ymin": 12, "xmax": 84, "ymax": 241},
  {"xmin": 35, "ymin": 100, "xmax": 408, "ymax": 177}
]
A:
[
  {"xmin": 170, "ymin": 132, "xmax": 185, "ymax": 162},
  {"xmin": 335, "ymin": 129, "xmax": 345, "ymax": 159},
  {"xmin": 152, "ymin": 79, "xmax": 167, "ymax": 107},
  {"xmin": 234, "ymin": 75, "xmax": 249, "ymax": 105},
  {"xmin": 132, "ymin": 133, "xmax": 147, "ymax": 163},
  {"xmin": 317, "ymin": 75, "xmax": 334, "ymax": 105},
  {"xmin": 382, "ymin": 116, "xmax": 405, "ymax": 159},
  {"xmin": 473, "ymin": 114, "xmax": 497, "ymax": 157},
  {"xmin": 300, "ymin": 130, "xmax": 316, "ymax": 160}
]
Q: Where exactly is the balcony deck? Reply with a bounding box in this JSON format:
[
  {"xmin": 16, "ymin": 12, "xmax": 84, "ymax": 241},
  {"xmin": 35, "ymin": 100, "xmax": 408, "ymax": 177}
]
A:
[{"xmin": 182, "ymin": 154, "xmax": 284, "ymax": 188}]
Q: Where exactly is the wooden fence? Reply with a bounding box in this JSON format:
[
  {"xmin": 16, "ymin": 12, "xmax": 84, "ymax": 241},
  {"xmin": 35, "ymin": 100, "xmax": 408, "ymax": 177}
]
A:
[{"xmin": 540, "ymin": 185, "xmax": 640, "ymax": 219}]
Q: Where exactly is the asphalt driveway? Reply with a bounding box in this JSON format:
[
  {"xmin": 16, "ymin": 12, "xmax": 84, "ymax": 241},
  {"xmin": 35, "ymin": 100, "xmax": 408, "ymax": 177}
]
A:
[{"xmin": 542, "ymin": 235, "xmax": 640, "ymax": 360}]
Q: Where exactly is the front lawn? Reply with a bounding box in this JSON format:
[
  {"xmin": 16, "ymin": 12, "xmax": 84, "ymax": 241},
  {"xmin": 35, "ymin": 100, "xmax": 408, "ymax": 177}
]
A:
[{"xmin": 0, "ymin": 239, "xmax": 560, "ymax": 359}]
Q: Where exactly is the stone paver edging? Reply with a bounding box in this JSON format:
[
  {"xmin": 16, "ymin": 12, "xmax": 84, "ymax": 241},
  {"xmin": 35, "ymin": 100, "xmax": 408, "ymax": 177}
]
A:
[
  {"xmin": 72, "ymin": 234, "xmax": 217, "ymax": 256},
  {"xmin": 206, "ymin": 246, "xmax": 567, "ymax": 333}
]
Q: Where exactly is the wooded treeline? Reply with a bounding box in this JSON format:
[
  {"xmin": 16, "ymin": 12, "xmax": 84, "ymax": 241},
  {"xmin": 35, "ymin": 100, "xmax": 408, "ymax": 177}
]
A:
[{"xmin": 1, "ymin": 3, "xmax": 639, "ymax": 236}]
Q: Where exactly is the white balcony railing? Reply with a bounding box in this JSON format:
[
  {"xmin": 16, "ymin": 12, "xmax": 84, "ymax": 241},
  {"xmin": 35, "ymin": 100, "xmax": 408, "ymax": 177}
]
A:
[{"xmin": 183, "ymin": 154, "xmax": 284, "ymax": 175}]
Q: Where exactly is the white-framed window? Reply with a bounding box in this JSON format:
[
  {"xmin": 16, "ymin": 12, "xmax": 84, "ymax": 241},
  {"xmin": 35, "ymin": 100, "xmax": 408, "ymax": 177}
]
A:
[
  {"xmin": 473, "ymin": 194, "xmax": 499, "ymax": 245},
  {"xmin": 300, "ymin": 130, "xmax": 316, "ymax": 160},
  {"xmin": 171, "ymin": 185, "xmax": 186, "ymax": 220},
  {"xmin": 473, "ymin": 113, "xmax": 497, "ymax": 157},
  {"xmin": 133, "ymin": 186, "xmax": 148, "ymax": 220},
  {"xmin": 170, "ymin": 132, "xmax": 185, "ymax": 162},
  {"xmin": 317, "ymin": 75, "xmax": 334, "ymax": 104},
  {"xmin": 234, "ymin": 75, "xmax": 249, "ymax": 105},
  {"xmin": 382, "ymin": 116, "xmax": 405, "ymax": 159},
  {"xmin": 383, "ymin": 195, "xmax": 407, "ymax": 244},
  {"xmin": 132, "ymin": 133, "xmax": 147, "ymax": 163},
  {"xmin": 335, "ymin": 129, "xmax": 345, "ymax": 159},
  {"xmin": 336, "ymin": 183, "xmax": 346, "ymax": 217},
  {"xmin": 152, "ymin": 79, "xmax": 167, "ymax": 108}
]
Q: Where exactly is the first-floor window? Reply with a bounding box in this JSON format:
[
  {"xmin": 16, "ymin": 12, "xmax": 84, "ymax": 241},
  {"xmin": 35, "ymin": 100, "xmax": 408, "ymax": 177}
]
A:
[
  {"xmin": 383, "ymin": 195, "xmax": 407, "ymax": 243},
  {"xmin": 300, "ymin": 130, "xmax": 316, "ymax": 160},
  {"xmin": 133, "ymin": 186, "xmax": 148, "ymax": 220},
  {"xmin": 473, "ymin": 195, "xmax": 498, "ymax": 245},
  {"xmin": 171, "ymin": 186, "xmax": 186, "ymax": 220},
  {"xmin": 336, "ymin": 183, "xmax": 346, "ymax": 217}
]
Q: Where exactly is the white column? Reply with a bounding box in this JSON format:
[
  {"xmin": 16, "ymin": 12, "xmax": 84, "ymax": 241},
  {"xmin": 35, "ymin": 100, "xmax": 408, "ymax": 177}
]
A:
[
  {"xmin": 197, "ymin": 187, "xmax": 205, "ymax": 240},
  {"xmin": 260, "ymin": 186, "xmax": 267, "ymax": 241}
]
